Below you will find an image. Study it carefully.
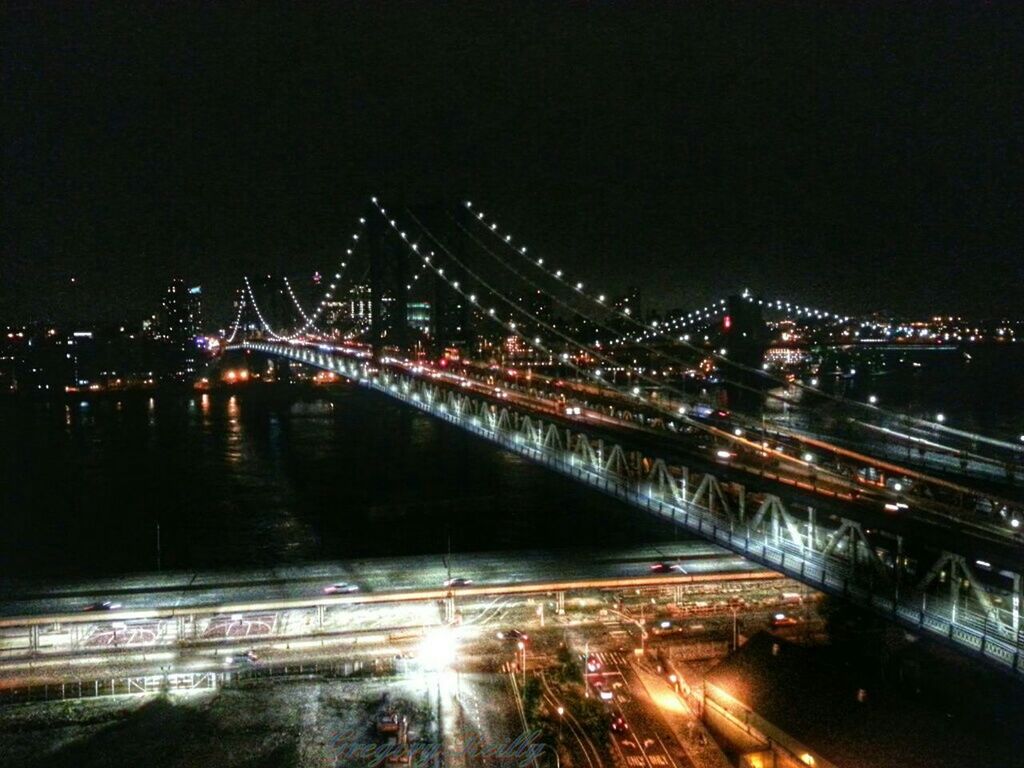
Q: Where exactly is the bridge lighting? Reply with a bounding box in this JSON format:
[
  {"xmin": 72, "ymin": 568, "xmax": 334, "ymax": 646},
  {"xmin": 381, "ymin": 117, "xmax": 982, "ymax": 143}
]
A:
[
  {"xmin": 733, "ymin": 428, "xmax": 743, "ymax": 437},
  {"xmin": 534, "ymin": 337, "xmax": 541, "ymax": 345},
  {"xmin": 598, "ymin": 295, "xmax": 606, "ymax": 302},
  {"xmin": 453, "ymin": 281, "xmax": 460, "ymax": 288},
  {"xmin": 465, "ymin": 201, "xmax": 472, "ymax": 208},
  {"xmin": 521, "ymin": 247, "xmax": 528, "ymax": 254},
  {"xmin": 810, "ymin": 377, "xmax": 819, "ymax": 386},
  {"xmin": 624, "ymin": 308, "xmax": 632, "ymax": 316},
  {"xmin": 505, "ymin": 235, "xmax": 512, "ymax": 242},
  {"xmin": 488, "ymin": 308, "xmax": 495, "ymax": 315},
  {"xmin": 869, "ymin": 395, "xmax": 878, "ymax": 404},
  {"xmin": 936, "ymin": 413, "xmax": 946, "ymax": 423},
  {"xmin": 491, "ymin": 223, "xmax": 497, "ymax": 230},
  {"xmin": 678, "ymin": 406, "xmax": 686, "ymax": 415},
  {"xmin": 576, "ymin": 282, "xmax": 584, "ymax": 290},
  {"xmin": 632, "ymin": 386, "xmax": 641, "ymax": 395},
  {"xmin": 469, "ymin": 294, "xmax": 477, "ymax": 302},
  {"xmin": 1011, "ymin": 519, "xmax": 1021, "ymax": 529},
  {"xmin": 802, "ymin": 452, "xmax": 815, "ymax": 463},
  {"xmin": 371, "ymin": 196, "xmax": 378, "ymax": 203},
  {"xmin": 555, "ymin": 270, "xmax": 563, "ymax": 278}
]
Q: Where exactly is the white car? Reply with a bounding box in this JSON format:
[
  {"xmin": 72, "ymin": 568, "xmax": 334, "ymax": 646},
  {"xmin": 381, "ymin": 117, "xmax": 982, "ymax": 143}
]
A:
[{"xmin": 323, "ymin": 582, "xmax": 359, "ymax": 594}]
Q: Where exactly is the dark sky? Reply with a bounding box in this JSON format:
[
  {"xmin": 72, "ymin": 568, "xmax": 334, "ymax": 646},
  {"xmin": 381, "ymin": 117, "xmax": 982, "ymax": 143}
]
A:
[{"xmin": 3, "ymin": 2, "xmax": 1022, "ymax": 324}]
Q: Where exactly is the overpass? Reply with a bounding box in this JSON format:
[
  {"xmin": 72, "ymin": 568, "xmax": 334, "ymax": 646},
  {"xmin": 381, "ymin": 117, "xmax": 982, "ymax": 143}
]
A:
[{"xmin": 0, "ymin": 544, "xmax": 777, "ymax": 661}]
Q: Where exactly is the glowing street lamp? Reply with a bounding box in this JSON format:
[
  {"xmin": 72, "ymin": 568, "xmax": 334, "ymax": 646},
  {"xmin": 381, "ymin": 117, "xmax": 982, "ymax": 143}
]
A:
[{"xmin": 517, "ymin": 640, "xmax": 527, "ymax": 686}]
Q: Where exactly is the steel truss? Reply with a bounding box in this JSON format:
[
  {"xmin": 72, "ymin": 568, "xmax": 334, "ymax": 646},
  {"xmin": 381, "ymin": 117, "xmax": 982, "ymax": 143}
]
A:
[{"xmin": 241, "ymin": 341, "xmax": 1024, "ymax": 678}]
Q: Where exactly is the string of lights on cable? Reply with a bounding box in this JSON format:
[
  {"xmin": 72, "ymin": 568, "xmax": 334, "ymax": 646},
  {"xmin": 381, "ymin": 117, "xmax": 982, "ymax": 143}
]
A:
[{"xmin": 461, "ymin": 200, "xmax": 965, "ymax": 435}]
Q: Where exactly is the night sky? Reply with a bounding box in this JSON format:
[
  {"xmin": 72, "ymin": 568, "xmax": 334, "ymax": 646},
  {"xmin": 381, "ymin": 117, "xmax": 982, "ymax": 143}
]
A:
[{"xmin": 3, "ymin": 3, "xmax": 1022, "ymax": 324}]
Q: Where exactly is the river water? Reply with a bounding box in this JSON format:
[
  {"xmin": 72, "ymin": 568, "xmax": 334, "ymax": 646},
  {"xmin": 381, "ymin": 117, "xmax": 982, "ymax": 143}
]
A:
[{"xmin": 0, "ymin": 386, "xmax": 667, "ymax": 579}]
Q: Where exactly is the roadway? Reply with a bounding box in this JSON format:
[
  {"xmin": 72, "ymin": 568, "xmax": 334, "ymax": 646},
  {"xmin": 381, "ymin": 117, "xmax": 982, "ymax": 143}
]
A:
[{"xmin": 0, "ymin": 543, "xmax": 761, "ymax": 622}]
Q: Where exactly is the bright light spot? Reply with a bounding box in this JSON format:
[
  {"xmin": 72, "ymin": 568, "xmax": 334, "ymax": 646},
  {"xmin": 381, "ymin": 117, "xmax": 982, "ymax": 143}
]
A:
[
  {"xmin": 650, "ymin": 689, "xmax": 686, "ymax": 713},
  {"xmin": 936, "ymin": 413, "xmax": 946, "ymax": 423},
  {"xmin": 716, "ymin": 450, "xmax": 732, "ymax": 459},
  {"xmin": 868, "ymin": 395, "xmax": 878, "ymax": 404},
  {"xmin": 418, "ymin": 627, "xmax": 457, "ymax": 671},
  {"xmin": 802, "ymin": 452, "xmax": 814, "ymax": 463}
]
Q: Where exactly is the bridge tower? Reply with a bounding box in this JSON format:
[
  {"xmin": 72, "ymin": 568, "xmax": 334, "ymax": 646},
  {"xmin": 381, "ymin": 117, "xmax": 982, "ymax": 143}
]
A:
[
  {"xmin": 366, "ymin": 204, "xmax": 411, "ymax": 358},
  {"xmin": 720, "ymin": 293, "xmax": 769, "ymax": 412}
]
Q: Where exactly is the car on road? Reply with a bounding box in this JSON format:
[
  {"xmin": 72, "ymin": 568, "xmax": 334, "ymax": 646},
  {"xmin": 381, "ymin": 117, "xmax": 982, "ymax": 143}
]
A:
[
  {"xmin": 323, "ymin": 582, "xmax": 359, "ymax": 594},
  {"xmin": 650, "ymin": 562, "xmax": 685, "ymax": 574},
  {"xmin": 591, "ymin": 676, "xmax": 614, "ymax": 701},
  {"xmin": 585, "ymin": 654, "xmax": 602, "ymax": 673},
  {"xmin": 610, "ymin": 711, "xmax": 629, "ymax": 732},
  {"xmin": 443, "ymin": 577, "xmax": 473, "ymax": 588},
  {"xmin": 83, "ymin": 600, "xmax": 123, "ymax": 611},
  {"xmin": 496, "ymin": 629, "xmax": 529, "ymax": 642},
  {"xmin": 223, "ymin": 650, "xmax": 259, "ymax": 667},
  {"xmin": 771, "ymin": 613, "xmax": 799, "ymax": 628}
]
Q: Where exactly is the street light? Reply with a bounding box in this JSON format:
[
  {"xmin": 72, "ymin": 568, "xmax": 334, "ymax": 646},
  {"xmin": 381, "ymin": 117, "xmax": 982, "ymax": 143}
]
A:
[
  {"xmin": 518, "ymin": 640, "xmax": 527, "ymax": 687},
  {"xmin": 936, "ymin": 413, "xmax": 946, "ymax": 423}
]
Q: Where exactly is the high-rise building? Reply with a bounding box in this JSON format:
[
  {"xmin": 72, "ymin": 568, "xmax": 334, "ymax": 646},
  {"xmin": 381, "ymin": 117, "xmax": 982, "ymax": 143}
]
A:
[{"xmin": 160, "ymin": 279, "xmax": 202, "ymax": 380}]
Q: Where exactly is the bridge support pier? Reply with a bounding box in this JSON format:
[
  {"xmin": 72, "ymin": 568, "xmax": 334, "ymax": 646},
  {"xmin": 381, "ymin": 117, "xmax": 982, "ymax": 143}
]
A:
[
  {"xmin": 317, "ymin": 605, "xmax": 326, "ymax": 631},
  {"xmin": 29, "ymin": 625, "xmax": 39, "ymax": 653},
  {"xmin": 555, "ymin": 591, "xmax": 565, "ymax": 615}
]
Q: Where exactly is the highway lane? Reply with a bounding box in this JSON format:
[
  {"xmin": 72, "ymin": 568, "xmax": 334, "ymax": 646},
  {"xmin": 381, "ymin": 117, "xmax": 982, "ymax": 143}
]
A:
[{"xmin": 0, "ymin": 543, "xmax": 761, "ymax": 620}]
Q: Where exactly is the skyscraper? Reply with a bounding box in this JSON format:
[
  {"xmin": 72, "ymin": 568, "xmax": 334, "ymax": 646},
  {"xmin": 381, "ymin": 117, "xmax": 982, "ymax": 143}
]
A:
[{"xmin": 160, "ymin": 279, "xmax": 202, "ymax": 380}]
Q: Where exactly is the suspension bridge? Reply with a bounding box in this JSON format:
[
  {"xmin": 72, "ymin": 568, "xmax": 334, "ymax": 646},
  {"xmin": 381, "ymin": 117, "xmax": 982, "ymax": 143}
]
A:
[{"xmin": 53, "ymin": 198, "xmax": 1024, "ymax": 677}]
